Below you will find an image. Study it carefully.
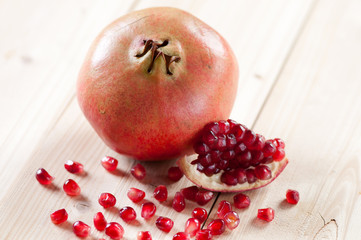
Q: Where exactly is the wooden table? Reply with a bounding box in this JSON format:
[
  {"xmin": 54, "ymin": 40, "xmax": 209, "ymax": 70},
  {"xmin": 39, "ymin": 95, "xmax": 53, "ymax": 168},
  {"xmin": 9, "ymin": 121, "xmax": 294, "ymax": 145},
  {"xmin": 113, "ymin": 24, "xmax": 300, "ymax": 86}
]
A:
[{"xmin": 1, "ymin": 0, "xmax": 360, "ymax": 239}]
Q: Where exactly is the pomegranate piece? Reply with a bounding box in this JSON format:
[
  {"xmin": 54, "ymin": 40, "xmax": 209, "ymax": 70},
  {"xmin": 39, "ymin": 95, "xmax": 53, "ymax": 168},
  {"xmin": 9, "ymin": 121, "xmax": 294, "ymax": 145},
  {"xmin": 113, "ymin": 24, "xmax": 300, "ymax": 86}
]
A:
[
  {"xmin": 153, "ymin": 185, "xmax": 168, "ymax": 202},
  {"xmin": 286, "ymin": 189, "xmax": 300, "ymax": 204},
  {"xmin": 168, "ymin": 166, "xmax": 184, "ymax": 182},
  {"xmin": 233, "ymin": 193, "xmax": 250, "ymax": 209},
  {"xmin": 73, "ymin": 221, "xmax": 91, "ymax": 238},
  {"xmin": 217, "ymin": 200, "xmax": 232, "ymax": 219},
  {"xmin": 127, "ymin": 187, "xmax": 145, "ymax": 203},
  {"xmin": 173, "ymin": 232, "xmax": 190, "ymax": 240},
  {"xmin": 101, "ymin": 156, "xmax": 118, "ymax": 171},
  {"xmin": 98, "ymin": 193, "xmax": 116, "ymax": 208},
  {"xmin": 105, "ymin": 222, "xmax": 124, "ymax": 240},
  {"xmin": 207, "ymin": 219, "xmax": 225, "ymax": 235},
  {"xmin": 185, "ymin": 218, "xmax": 200, "ymax": 237},
  {"xmin": 172, "ymin": 192, "xmax": 186, "ymax": 212},
  {"xmin": 181, "ymin": 186, "xmax": 199, "ymax": 201},
  {"xmin": 64, "ymin": 160, "xmax": 84, "ymax": 174},
  {"xmin": 94, "ymin": 212, "xmax": 107, "ymax": 231},
  {"xmin": 137, "ymin": 231, "xmax": 152, "ymax": 240},
  {"xmin": 192, "ymin": 207, "xmax": 208, "ymax": 223},
  {"xmin": 36, "ymin": 168, "xmax": 54, "ymax": 185},
  {"xmin": 224, "ymin": 211, "xmax": 240, "ymax": 230},
  {"xmin": 155, "ymin": 216, "xmax": 174, "ymax": 233},
  {"xmin": 50, "ymin": 209, "xmax": 68, "ymax": 224},
  {"xmin": 257, "ymin": 208, "xmax": 274, "ymax": 222},
  {"xmin": 195, "ymin": 229, "xmax": 213, "ymax": 240},
  {"xmin": 195, "ymin": 190, "xmax": 214, "ymax": 206},
  {"xmin": 63, "ymin": 179, "xmax": 81, "ymax": 196},
  {"xmin": 119, "ymin": 206, "xmax": 137, "ymax": 222},
  {"xmin": 141, "ymin": 202, "xmax": 156, "ymax": 219},
  {"xmin": 131, "ymin": 163, "xmax": 146, "ymax": 180}
]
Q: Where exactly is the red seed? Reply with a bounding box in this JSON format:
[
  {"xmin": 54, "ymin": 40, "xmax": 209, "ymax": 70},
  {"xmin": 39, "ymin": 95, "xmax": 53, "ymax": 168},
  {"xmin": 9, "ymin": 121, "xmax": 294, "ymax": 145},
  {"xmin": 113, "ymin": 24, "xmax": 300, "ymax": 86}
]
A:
[
  {"xmin": 217, "ymin": 200, "xmax": 232, "ymax": 219},
  {"xmin": 127, "ymin": 187, "xmax": 145, "ymax": 203},
  {"xmin": 233, "ymin": 193, "xmax": 250, "ymax": 209},
  {"xmin": 273, "ymin": 148, "xmax": 285, "ymax": 161},
  {"xmin": 64, "ymin": 160, "xmax": 84, "ymax": 174},
  {"xmin": 195, "ymin": 229, "xmax": 213, "ymax": 240},
  {"xmin": 168, "ymin": 166, "xmax": 184, "ymax": 182},
  {"xmin": 156, "ymin": 216, "xmax": 174, "ymax": 233},
  {"xmin": 153, "ymin": 185, "xmax": 168, "ymax": 202},
  {"xmin": 273, "ymin": 138, "xmax": 285, "ymax": 148},
  {"xmin": 141, "ymin": 202, "xmax": 156, "ymax": 219},
  {"xmin": 105, "ymin": 222, "xmax": 124, "ymax": 240},
  {"xmin": 36, "ymin": 168, "xmax": 54, "ymax": 185},
  {"xmin": 254, "ymin": 165, "xmax": 272, "ymax": 180},
  {"xmin": 137, "ymin": 231, "xmax": 152, "ymax": 240},
  {"xmin": 101, "ymin": 156, "xmax": 118, "ymax": 172},
  {"xmin": 173, "ymin": 232, "xmax": 190, "ymax": 240},
  {"xmin": 207, "ymin": 219, "xmax": 225, "ymax": 235},
  {"xmin": 257, "ymin": 208, "xmax": 274, "ymax": 222},
  {"xmin": 220, "ymin": 171, "xmax": 238, "ymax": 185},
  {"xmin": 94, "ymin": 212, "xmax": 107, "ymax": 231},
  {"xmin": 172, "ymin": 192, "xmax": 186, "ymax": 212},
  {"xmin": 181, "ymin": 186, "xmax": 199, "ymax": 201},
  {"xmin": 245, "ymin": 169, "xmax": 257, "ymax": 183},
  {"xmin": 119, "ymin": 206, "xmax": 136, "ymax": 222},
  {"xmin": 224, "ymin": 211, "xmax": 240, "ymax": 230},
  {"xmin": 192, "ymin": 207, "xmax": 208, "ymax": 223},
  {"xmin": 50, "ymin": 209, "xmax": 68, "ymax": 224},
  {"xmin": 286, "ymin": 189, "xmax": 300, "ymax": 204},
  {"xmin": 131, "ymin": 163, "xmax": 146, "ymax": 180},
  {"xmin": 234, "ymin": 168, "xmax": 247, "ymax": 184},
  {"xmin": 98, "ymin": 193, "xmax": 116, "ymax": 208},
  {"xmin": 73, "ymin": 221, "xmax": 91, "ymax": 238},
  {"xmin": 262, "ymin": 141, "xmax": 276, "ymax": 157},
  {"xmin": 63, "ymin": 179, "xmax": 81, "ymax": 196},
  {"xmin": 185, "ymin": 218, "xmax": 200, "ymax": 237},
  {"xmin": 194, "ymin": 142, "xmax": 210, "ymax": 155},
  {"xmin": 195, "ymin": 190, "xmax": 214, "ymax": 206}
]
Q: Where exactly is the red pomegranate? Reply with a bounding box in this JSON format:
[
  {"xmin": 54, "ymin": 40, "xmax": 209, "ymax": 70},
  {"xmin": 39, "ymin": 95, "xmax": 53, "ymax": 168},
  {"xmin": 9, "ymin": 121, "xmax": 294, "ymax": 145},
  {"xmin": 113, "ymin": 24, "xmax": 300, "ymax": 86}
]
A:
[{"xmin": 77, "ymin": 7, "xmax": 238, "ymax": 160}]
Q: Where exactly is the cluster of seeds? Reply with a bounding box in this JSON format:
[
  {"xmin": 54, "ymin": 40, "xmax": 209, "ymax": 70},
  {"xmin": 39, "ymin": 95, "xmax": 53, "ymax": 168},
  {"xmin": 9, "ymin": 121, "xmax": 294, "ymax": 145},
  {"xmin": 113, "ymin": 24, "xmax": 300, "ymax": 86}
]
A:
[{"xmin": 192, "ymin": 119, "xmax": 286, "ymax": 185}]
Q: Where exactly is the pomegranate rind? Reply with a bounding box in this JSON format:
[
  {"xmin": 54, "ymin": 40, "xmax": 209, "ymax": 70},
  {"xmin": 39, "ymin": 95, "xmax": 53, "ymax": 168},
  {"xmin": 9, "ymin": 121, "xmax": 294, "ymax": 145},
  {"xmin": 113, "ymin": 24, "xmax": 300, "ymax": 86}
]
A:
[{"xmin": 178, "ymin": 154, "xmax": 288, "ymax": 192}]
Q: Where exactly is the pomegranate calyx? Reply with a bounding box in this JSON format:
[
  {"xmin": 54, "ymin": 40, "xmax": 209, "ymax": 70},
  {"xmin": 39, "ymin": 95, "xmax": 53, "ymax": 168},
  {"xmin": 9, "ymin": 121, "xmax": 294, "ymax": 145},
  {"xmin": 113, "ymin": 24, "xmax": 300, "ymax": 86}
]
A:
[{"xmin": 136, "ymin": 39, "xmax": 180, "ymax": 75}]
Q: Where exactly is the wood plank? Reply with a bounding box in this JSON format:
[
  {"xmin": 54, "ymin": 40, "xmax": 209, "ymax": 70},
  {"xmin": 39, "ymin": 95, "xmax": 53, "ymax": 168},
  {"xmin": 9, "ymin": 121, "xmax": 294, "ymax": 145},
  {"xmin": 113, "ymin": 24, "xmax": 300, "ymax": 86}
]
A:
[{"xmin": 210, "ymin": 0, "xmax": 361, "ymax": 239}]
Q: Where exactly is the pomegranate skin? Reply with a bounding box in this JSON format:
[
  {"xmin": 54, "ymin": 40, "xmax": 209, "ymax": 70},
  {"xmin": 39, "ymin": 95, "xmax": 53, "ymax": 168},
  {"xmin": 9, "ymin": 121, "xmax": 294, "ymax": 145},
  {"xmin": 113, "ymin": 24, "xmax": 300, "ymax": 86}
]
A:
[{"xmin": 77, "ymin": 7, "xmax": 238, "ymax": 160}]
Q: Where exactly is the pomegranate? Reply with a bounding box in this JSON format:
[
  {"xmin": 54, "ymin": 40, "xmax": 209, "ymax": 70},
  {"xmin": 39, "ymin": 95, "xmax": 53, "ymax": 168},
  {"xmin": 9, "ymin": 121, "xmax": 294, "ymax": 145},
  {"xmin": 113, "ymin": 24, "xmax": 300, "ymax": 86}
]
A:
[
  {"xmin": 101, "ymin": 156, "xmax": 118, "ymax": 171},
  {"xmin": 207, "ymin": 219, "xmax": 225, "ymax": 236},
  {"xmin": 168, "ymin": 166, "xmax": 184, "ymax": 182},
  {"xmin": 64, "ymin": 160, "xmax": 84, "ymax": 174},
  {"xmin": 192, "ymin": 208, "xmax": 208, "ymax": 223},
  {"xmin": 257, "ymin": 208, "xmax": 274, "ymax": 222},
  {"xmin": 98, "ymin": 192, "xmax": 117, "ymax": 208},
  {"xmin": 50, "ymin": 209, "xmax": 68, "ymax": 225},
  {"xmin": 119, "ymin": 206, "xmax": 137, "ymax": 222},
  {"xmin": 178, "ymin": 119, "xmax": 288, "ymax": 192},
  {"xmin": 286, "ymin": 189, "xmax": 300, "ymax": 204},
  {"xmin": 94, "ymin": 212, "xmax": 107, "ymax": 231},
  {"xmin": 141, "ymin": 202, "xmax": 156, "ymax": 219},
  {"xmin": 172, "ymin": 192, "xmax": 185, "ymax": 212},
  {"xmin": 36, "ymin": 168, "xmax": 54, "ymax": 185},
  {"xmin": 155, "ymin": 216, "xmax": 174, "ymax": 233},
  {"xmin": 217, "ymin": 200, "xmax": 232, "ymax": 219},
  {"xmin": 127, "ymin": 187, "xmax": 145, "ymax": 203},
  {"xmin": 77, "ymin": 7, "xmax": 238, "ymax": 161},
  {"xmin": 153, "ymin": 185, "xmax": 168, "ymax": 202},
  {"xmin": 63, "ymin": 179, "xmax": 81, "ymax": 196},
  {"xmin": 184, "ymin": 218, "xmax": 200, "ymax": 237},
  {"xmin": 223, "ymin": 211, "xmax": 240, "ymax": 230},
  {"xmin": 233, "ymin": 193, "xmax": 250, "ymax": 209},
  {"xmin": 73, "ymin": 221, "xmax": 91, "ymax": 238},
  {"xmin": 105, "ymin": 222, "xmax": 124, "ymax": 240}
]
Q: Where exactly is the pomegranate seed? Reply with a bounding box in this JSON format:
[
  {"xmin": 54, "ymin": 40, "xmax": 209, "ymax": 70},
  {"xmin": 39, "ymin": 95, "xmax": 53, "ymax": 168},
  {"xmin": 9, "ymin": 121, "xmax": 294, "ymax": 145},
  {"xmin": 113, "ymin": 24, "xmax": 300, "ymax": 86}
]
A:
[
  {"xmin": 105, "ymin": 222, "xmax": 124, "ymax": 240},
  {"xmin": 194, "ymin": 142, "xmax": 210, "ymax": 155},
  {"xmin": 181, "ymin": 186, "xmax": 199, "ymax": 201},
  {"xmin": 119, "ymin": 206, "xmax": 136, "ymax": 222},
  {"xmin": 185, "ymin": 218, "xmax": 200, "ymax": 237},
  {"xmin": 220, "ymin": 171, "xmax": 237, "ymax": 185},
  {"xmin": 50, "ymin": 209, "xmax": 68, "ymax": 224},
  {"xmin": 262, "ymin": 141, "xmax": 276, "ymax": 157},
  {"xmin": 131, "ymin": 163, "xmax": 146, "ymax": 180},
  {"xmin": 286, "ymin": 189, "xmax": 300, "ymax": 204},
  {"xmin": 137, "ymin": 231, "xmax": 152, "ymax": 240},
  {"xmin": 243, "ymin": 129, "xmax": 256, "ymax": 147},
  {"xmin": 63, "ymin": 179, "xmax": 81, "ymax": 196},
  {"xmin": 73, "ymin": 221, "xmax": 91, "ymax": 238},
  {"xmin": 218, "ymin": 120, "xmax": 230, "ymax": 134},
  {"xmin": 173, "ymin": 232, "xmax": 190, "ymax": 240},
  {"xmin": 217, "ymin": 200, "xmax": 232, "ymax": 219},
  {"xmin": 195, "ymin": 229, "xmax": 213, "ymax": 240},
  {"xmin": 195, "ymin": 190, "xmax": 213, "ymax": 206},
  {"xmin": 207, "ymin": 219, "xmax": 225, "ymax": 235},
  {"xmin": 101, "ymin": 156, "xmax": 118, "ymax": 171},
  {"xmin": 245, "ymin": 169, "xmax": 257, "ymax": 183},
  {"xmin": 172, "ymin": 192, "xmax": 185, "ymax": 212},
  {"xmin": 202, "ymin": 131, "xmax": 218, "ymax": 148},
  {"xmin": 127, "ymin": 187, "xmax": 145, "ymax": 203},
  {"xmin": 233, "ymin": 193, "xmax": 250, "ymax": 209},
  {"xmin": 156, "ymin": 216, "xmax": 174, "ymax": 233},
  {"xmin": 153, "ymin": 185, "xmax": 168, "ymax": 202},
  {"xmin": 273, "ymin": 138, "xmax": 285, "ymax": 148},
  {"xmin": 36, "ymin": 168, "xmax": 54, "ymax": 185},
  {"xmin": 224, "ymin": 211, "xmax": 240, "ymax": 230},
  {"xmin": 64, "ymin": 160, "xmax": 84, "ymax": 174},
  {"xmin": 251, "ymin": 134, "xmax": 266, "ymax": 150},
  {"xmin": 98, "ymin": 193, "xmax": 116, "ymax": 208},
  {"xmin": 234, "ymin": 168, "xmax": 247, "ymax": 184},
  {"xmin": 273, "ymin": 148, "xmax": 285, "ymax": 161},
  {"xmin": 254, "ymin": 165, "xmax": 272, "ymax": 180},
  {"xmin": 141, "ymin": 202, "xmax": 156, "ymax": 219},
  {"xmin": 257, "ymin": 208, "xmax": 274, "ymax": 222},
  {"xmin": 94, "ymin": 212, "xmax": 107, "ymax": 231},
  {"xmin": 192, "ymin": 207, "xmax": 208, "ymax": 223},
  {"xmin": 168, "ymin": 166, "xmax": 184, "ymax": 181}
]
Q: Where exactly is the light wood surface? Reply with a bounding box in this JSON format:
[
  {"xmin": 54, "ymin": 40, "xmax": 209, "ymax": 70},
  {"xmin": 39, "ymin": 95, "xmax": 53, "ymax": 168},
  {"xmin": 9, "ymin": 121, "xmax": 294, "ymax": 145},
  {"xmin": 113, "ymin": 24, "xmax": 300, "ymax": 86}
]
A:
[{"xmin": 1, "ymin": 0, "xmax": 360, "ymax": 239}]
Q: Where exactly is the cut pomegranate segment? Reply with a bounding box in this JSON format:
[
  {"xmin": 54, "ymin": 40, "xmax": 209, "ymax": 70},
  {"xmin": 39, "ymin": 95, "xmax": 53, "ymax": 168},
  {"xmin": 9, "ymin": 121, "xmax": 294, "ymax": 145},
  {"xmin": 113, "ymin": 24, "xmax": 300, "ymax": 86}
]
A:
[
  {"xmin": 156, "ymin": 216, "xmax": 174, "ymax": 233},
  {"xmin": 184, "ymin": 218, "xmax": 200, "ymax": 237},
  {"xmin": 137, "ymin": 231, "xmax": 152, "ymax": 240},
  {"xmin": 36, "ymin": 168, "xmax": 54, "ymax": 185},
  {"xmin": 178, "ymin": 119, "xmax": 288, "ymax": 192},
  {"xmin": 224, "ymin": 211, "xmax": 240, "ymax": 230},
  {"xmin": 50, "ymin": 209, "xmax": 68, "ymax": 224},
  {"xmin": 63, "ymin": 179, "xmax": 81, "ymax": 196},
  {"xmin": 105, "ymin": 222, "xmax": 124, "ymax": 240},
  {"xmin": 207, "ymin": 219, "xmax": 225, "ymax": 236},
  {"xmin": 153, "ymin": 185, "xmax": 168, "ymax": 202},
  {"xmin": 192, "ymin": 208, "xmax": 208, "ymax": 223},
  {"xmin": 64, "ymin": 160, "xmax": 84, "ymax": 174},
  {"xmin": 101, "ymin": 156, "xmax": 118, "ymax": 171},
  {"xmin": 286, "ymin": 189, "xmax": 300, "ymax": 204},
  {"xmin": 195, "ymin": 229, "xmax": 212, "ymax": 240},
  {"xmin": 217, "ymin": 200, "xmax": 232, "ymax": 219},
  {"xmin": 257, "ymin": 208, "xmax": 274, "ymax": 222},
  {"xmin": 173, "ymin": 232, "xmax": 190, "ymax": 240},
  {"xmin": 168, "ymin": 166, "xmax": 184, "ymax": 182},
  {"xmin": 94, "ymin": 212, "xmax": 107, "ymax": 231},
  {"xmin": 233, "ymin": 193, "xmax": 250, "ymax": 209},
  {"xmin": 98, "ymin": 193, "xmax": 116, "ymax": 208},
  {"xmin": 172, "ymin": 192, "xmax": 186, "ymax": 212},
  {"xmin": 141, "ymin": 202, "xmax": 156, "ymax": 219},
  {"xmin": 127, "ymin": 187, "xmax": 145, "ymax": 203},
  {"xmin": 119, "ymin": 206, "xmax": 137, "ymax": 222},
  {"xmin": 73, "ymin": 221, "xmax": 91, "ymax": 238},
  {"xmin": 131, "ymin": 163, "xmax": 146, "ymax": 180}
]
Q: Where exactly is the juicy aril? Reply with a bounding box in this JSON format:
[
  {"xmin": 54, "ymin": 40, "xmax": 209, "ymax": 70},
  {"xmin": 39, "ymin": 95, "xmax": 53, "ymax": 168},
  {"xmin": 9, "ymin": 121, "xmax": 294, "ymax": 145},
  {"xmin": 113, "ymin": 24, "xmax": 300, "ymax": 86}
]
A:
[{"xmin": 77, "ymin": 7, "xmax": 238, "ymax": 160}]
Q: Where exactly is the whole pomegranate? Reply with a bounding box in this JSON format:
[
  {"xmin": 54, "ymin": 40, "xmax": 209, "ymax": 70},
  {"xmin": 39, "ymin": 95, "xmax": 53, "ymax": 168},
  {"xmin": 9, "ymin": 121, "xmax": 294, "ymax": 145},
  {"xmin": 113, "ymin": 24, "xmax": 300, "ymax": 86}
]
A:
[{"xmin": 77, "ymin": 7, "xmax": 238, "ymax": 160}]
